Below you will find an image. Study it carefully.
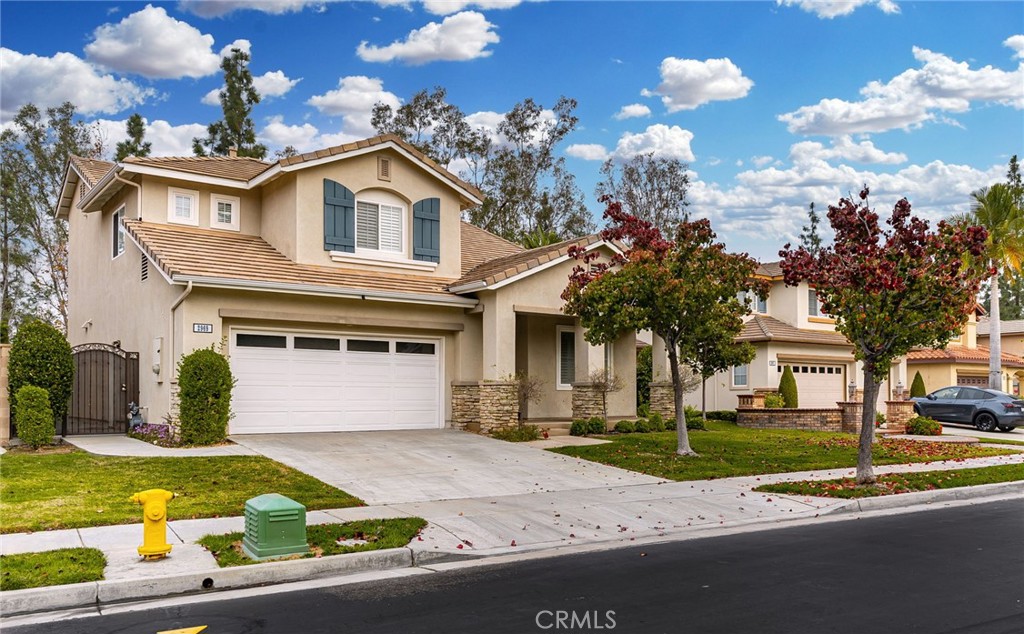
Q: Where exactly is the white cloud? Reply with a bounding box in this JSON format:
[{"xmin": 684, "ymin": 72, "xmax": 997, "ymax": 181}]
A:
[
  {"xmin": 202, "ymin": 70, "xmax": 301, "ymax": 105},
  {"xmin": 1006, "ymin": 34, "xmax": 1024, "ymax": 60},
  {"xmin": 789, "ymin": 135, "xmax": 907, "ymax": 165},
  {"xmin": 641, "ymin": 57, "xmax": 753, "ymax": 112},
  {"xmin": 178, "ymin": 1, "xmax": 328, "ymax": 18},
  {"xmin": 613, "ymin": 103, "xmax": 651, "ymax": 120},
  {"xmin": 0, "ymin": 48, "xmax": 153, "ymax": 120},
  {"xmin": 464, "ymin": 110, "xmax": 505, "ymax": 142},
  {"xmin": 706, "ymin": 157, "xmax": 722, "ymax": 167},
  {"xmin": 356, "ymin": 11, "xmax": 499, "ymax": 65},
  {"xmin": 752, "ymin": 155, "xmax": 775, "ymax": 168},
  {"xmin": 258, "ymin": 116, "xmax": 321, "ymax": 151},
  {"xmin": 219, "ymin": 39, "xmax": 252, "ymax": 57},
  {"xmin": 422, "ymin": 0, "xmax": 523, "ymax": 15},
  {"xmin": 93, "ymin": 117, "xmax": 208, "ymax": 156},
  {"xmin": 306, "ymin": 75, "xmax": 401, "ymax": 137},
  {"xmin": 779, "ymin": 45, "xmax": 1024, "ymax": 135},
  {"xmin": 565, "ymin": 144, "xmax": 610, "ymax": 161},
  {"xmin": 776, "ymin": 0, "xmax": 899, "ymax": 19},
  {"xmin": 85, "ymin": 5, "xmax": 223, "ymax": 79},
  {"xmin": 610, "ymin": 124, "xmax": 695, "ymax": 161}
]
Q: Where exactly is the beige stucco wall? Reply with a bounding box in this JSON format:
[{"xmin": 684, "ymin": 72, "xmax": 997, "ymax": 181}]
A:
[
  {"xmin": 138, "ymin": 176, "xmax": 262, "ymax": 235},
  {"xmin": 291, "ymin": 150, "xmax": 465, "ymax": 279},
  {"xmin": 978, "ymin": 333, "xmax": 1024, "ymax": 358},
  {"xmin": 260, "ymin": 174, "xmax": 298, "ymax": 260}
]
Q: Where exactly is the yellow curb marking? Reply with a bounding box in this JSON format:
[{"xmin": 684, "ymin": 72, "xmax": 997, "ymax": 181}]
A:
[{"xmin": 157, "ymin": 627, "xmax": 207, "ymax": 634}]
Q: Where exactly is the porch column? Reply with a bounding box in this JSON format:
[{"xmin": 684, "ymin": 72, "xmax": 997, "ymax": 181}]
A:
[
  {"xmin": 571, "ymin": 324, "xmax": 607, "ymax": 422},
  {"xmin": 476, "ymin": 293, "xmax": 518, "ymax": 433},
  {"xmin": 650, "ymin": 332, "xmax": 675, "ymax": 420}
]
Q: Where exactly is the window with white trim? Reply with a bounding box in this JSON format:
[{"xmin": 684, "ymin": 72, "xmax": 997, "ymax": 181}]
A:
[
  {"xmin": 808, "ymin": 288, "xmax": 825, "ymax": 317},
  {"xmin": 557, "ymin": 326, "xmax": 576, "ymax": 390},
  {"xmin": 732, "ymin": 364, "xmax": 749, "ymax": 387},
  {"xmin": 168, "ymin": 188, "xmax": 199, "ymax": 226},
  {"xmin": 737, "ymin": 290, "xmax": 767, "ymax": 314},
  {"xmin": 356, "ymin": 200, "xmax": 404, "ymax": 254},
  {"xmin": 210, "ymin": 194, "xmax": 240, "ymax": 231},
  {"xmin": 111, "ymin": 206, "xmax": 125, "ymax": 259}
]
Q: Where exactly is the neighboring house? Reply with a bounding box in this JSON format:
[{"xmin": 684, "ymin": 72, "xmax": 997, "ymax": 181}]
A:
[
  {"xmin": 910, "ymin": 315, "xmax": 1024, "ymax": 395},
  {"xmin": 663, "ymin": 262, "xmax": 906, "ymax": 413},
  {"xmin": 58, "ymin": 135, "xmax": 634, "ymax": 436}
]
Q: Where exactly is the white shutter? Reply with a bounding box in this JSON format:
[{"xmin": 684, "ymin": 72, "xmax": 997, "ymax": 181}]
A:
[
  {"xmin": 379, "ymin": 204, "xmax": 403, "ymax": 252},
  {"xmin": 357, "ymin": 202, "xmax": 379, "ymax": 249}
]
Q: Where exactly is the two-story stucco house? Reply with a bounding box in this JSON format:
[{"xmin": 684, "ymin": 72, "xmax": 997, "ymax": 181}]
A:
[
  {"xmin": 665, "ymin": 262, "xmax": 907, "ymax": 413},
  {"xmin": 909, "ymin": 314, "xmax": 1024, "ymax": 395},
  {"xmin": 57, "ymin": 135, "xmax": 635, "ymax": 436}
]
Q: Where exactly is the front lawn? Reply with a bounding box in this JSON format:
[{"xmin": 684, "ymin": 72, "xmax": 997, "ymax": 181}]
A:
[
  {"xmin": 549, "ymin": 421, "xmax": 1018, "ymax": 481},
  {"xmin": 0, "ymin": 449, "xmax": 363, "ymax": 533},
  {"xmin": 0, "ymin": 548, "xmax": 106, "ymax": 591},
  {"xmin": 753, "ymin": 463, "xmax": 1024, "ymax": 498},
  {"xmin": 198, "ymin": 518, "xmax": 427, "ymax": 567}
]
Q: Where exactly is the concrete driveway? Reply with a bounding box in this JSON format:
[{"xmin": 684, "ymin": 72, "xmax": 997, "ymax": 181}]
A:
[{"xmin": 230, "ymin": 430, "xmax": 662, "ymax": 505}]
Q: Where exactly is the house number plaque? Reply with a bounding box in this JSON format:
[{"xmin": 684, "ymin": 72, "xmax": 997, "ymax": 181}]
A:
[{"xmin": 193, "ymin": 323, "xmax": 214, "ymax": 334}]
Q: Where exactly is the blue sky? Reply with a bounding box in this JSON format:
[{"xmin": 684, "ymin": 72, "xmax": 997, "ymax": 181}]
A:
[{"xmin": 2, "ymin": 0, "xmax": 1022, "ymax": 260}]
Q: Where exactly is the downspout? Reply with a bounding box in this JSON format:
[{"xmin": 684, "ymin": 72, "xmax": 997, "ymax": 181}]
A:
[
  {"xmin": 112, "ymin": 173, "xmax": 142, "ymax": 218},
  {"xmin": 168, "ymin": 281, "xmax": 193, "ymax": 382}
]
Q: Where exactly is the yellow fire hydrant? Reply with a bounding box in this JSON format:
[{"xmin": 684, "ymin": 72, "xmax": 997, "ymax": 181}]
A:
[{"xmin": 131, "ymin": 489, "xmax": 176, "ymax": 560}]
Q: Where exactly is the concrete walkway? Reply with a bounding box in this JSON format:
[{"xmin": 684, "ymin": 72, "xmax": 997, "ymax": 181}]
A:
[{"xmin": 64, "ymin": 435, "xmax": 258, "ymax": 457}]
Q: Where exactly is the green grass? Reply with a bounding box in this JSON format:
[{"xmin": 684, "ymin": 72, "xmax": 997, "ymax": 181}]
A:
[
  {"xmin": 0, "ymin": 449, "xmax": 364, "ymax": 534},
  {"xmin": 979, "ymin": 436, "xmax": 1024, "ymax": 447},
  {"xmin": 198, "ymin": 518, "xmax": 428, "ymax": 567},
  {"xmin": 753, "ymin": 463, "xmax": 1024, "ymax": 498},
  {"xmin": 0, "ymin": 548, "xmax": 106, "ymax": 591},
  {"xmin": 549, "ymin": 420, "xmax": 1019, "ymax": 481}
]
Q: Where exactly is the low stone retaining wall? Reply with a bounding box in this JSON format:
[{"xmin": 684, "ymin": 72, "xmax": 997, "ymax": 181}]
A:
[{"xmin": 737, "ymin": 407, "xmax": 844, "ymax": 432}]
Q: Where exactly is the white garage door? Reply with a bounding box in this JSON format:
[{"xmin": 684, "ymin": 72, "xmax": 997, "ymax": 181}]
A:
[
  {"xmin": 230, "ymin": 330, "xmax": 442, "ymax": 434},
  {"xmin": 779, "ymin": 363, "xmax": 845, "ymax": 408}
]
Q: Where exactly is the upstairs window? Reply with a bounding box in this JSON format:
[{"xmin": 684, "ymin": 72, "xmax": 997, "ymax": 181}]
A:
[
  {"xmin": 808, "ymin": 288, "xmax": 827, "ymax": 317},
  {"xmin": 111, "ymin": 206, "xmax": 125, "ymax": 259},
  {"xmin": 211, "ymin": 194, "xmax": 240, "ymax": 231},
  {"xmin": 737, "ymin": 290, "xmax": 767, "ymax": 314},
  {"xmin": 168, "ymin": 188, "xmax": 199, "ymax": 226},
  {"xmin": 356, "ymin": 200, "xmax": 403, "ymax": 253}
]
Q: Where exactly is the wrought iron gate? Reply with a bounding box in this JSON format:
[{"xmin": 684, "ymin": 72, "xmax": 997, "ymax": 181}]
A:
[{"xmin": 65, "ymin": 343, "xmax": 139, "ymax": 435}]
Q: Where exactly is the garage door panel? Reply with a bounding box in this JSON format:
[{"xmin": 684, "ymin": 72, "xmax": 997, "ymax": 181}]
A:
[{"xmin": 781, "ymin": 363, "xmax": 844, "ymax": 409}]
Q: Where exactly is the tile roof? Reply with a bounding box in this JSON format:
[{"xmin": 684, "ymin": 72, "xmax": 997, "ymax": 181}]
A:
[
  {"xmin": 756, "ymin": 261, "xmax": 784, "ymax": 278},
  {"xmin": 277, "ymin": 134, "xmax": 485, "ymax": 202},
  {"xmin": 125, "ymin": 220, "xmax": 458, "ymax": 299},
  {"xmin": 736, "ymin": 315, "xmax": 852, "ymax": 346},
  {"xmin": 122, "ymin": 155, "xmax": 273, "ymax": 181},
  {"xmin": 460, "ymin": 222, "xmax": 524, "ymax": 275},
  {"xmin": 906, "ymin": 346, "xmax": 1024, "ymax": 368},
  {"xmin": 451, "ymin": 233, "xmax": 606, "ymax": 290},
  {"xmin": 977, "ymin": 320, "xmax": 1024, "ymax": 336},
  {"xmin": 70, "ymin": 156, "xmax": 114, "ymax": 187}
]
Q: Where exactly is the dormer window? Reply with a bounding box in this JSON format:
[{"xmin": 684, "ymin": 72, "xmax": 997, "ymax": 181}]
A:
[
  {"xmin": 356, "ymin": 197, "xmax": 404, "ymax": 254},
  {"xmin": 211, "ymin": 193, "xmax": 240, "ymax": 231},
  {"xmin": 168, "ymin": 187, "xmax": 199, "ymax": 226}
]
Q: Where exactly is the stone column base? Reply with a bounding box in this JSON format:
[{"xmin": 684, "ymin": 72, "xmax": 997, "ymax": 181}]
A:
[
  {"xmin": 650, "ymin": 382, "xmax": 675, "ymax": 420},
  {"xmin": 838, "ymin": 401, "xmax": 863, "ymax": 434},
  {"xmin": 571, "ymin": 382, "xmax": 604, "ymax": 420},
  {"xmin": 452, "ymin": 381, "xmax": 520, "ymax": 434},
  {"xmin": 885, "ymin": 400, "xmax": 914, "ymax": 434},
  {"xmin": 451, "ymin": 382, "xmax": 481, "ymax": 432}
]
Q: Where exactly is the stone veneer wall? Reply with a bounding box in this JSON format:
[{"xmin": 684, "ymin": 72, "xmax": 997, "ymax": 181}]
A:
[
  {"xmin": 451, "ymin": 382, "xmax": 481, "ymax": 432},
  {"xmin": 0, "ymin": 344, "xmax": 9, "ymax": 445},
  {"xmin": 650, "ymin": 381, "xmax": 675, "ymax": 420},
  {"xmin": 571, "ymin": 382, "xmax": 604, "ymax": 420},
  {"xmin": 478, "ymin": 381, "xmax": 519, "ymax": 433},
  {"xmin": 838, "ymin": 401, "xmax": 862, "ymax": 433},
  {"xmin": 885, "ymin": 400, "xmax": 915, "ymax": 433},
  {"xmin": 737, "ymin": 407, "xmax": 844, "ymax": 432}
]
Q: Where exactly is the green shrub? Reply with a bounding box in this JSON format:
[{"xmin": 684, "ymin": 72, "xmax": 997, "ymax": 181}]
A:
[
  {"xmin": 665, "ymin": 417, "xmax": 677, "ymax": 431},
  {"xmin": 634, "ymin": 419, "xmax": 652, "ymax": 433},
  {"xmin": 587, "ymin": 417, "xmax": 607, "ymax": 435},
  {"xmin": 491, "ymin": 425, "xmax": 541, "ymax": 442},
  {"xmin": 685, "ymin": 415, "xmax": 706, "ymax": 431},
  {"xmin": 570, "ymin": 419, "xmax": 588, "ymax": 436},
  {"xmin": 764, "ymin": 393, "xmax": 785, "ymax": 408},
  {"xmin": 910, "ymin": 372, "xmax": 926, "ymax": 398},
  {"xmin": 14, "ymin": 385, "xmax": 54, "ymax": 448},
  {"xmin": 636, "ymin": 345, "xmax": 652, "ymax": 409},
  {"xmin": 683, "ymin": 404, "xmax": 700, "ymax": 418},
  {"xmin": 875, "ymin": 412, "xmax": 887, "ymax": 428},
  {"xmin": 779, "ymin": 366, "xmax": 798, "ymax": 408},
  {"xmin": 906, "ymin": 416, "xmax": 942, "ymax": 436},
  {"xmin": 9, "ymin": 320, "xmax": 73, "ymax": 426},
  {"xmin": 177, "ymin": 347, "xmax": 236, "ymax": 445},
  {"xmin": 648, "ymin": 411, "xmax": 664, "ymax": 428},
  {"xmin": 649, "ymin": 415, "xmax": 666, "ymax": 432},
  {"xmin": 614, "ymin": 420, "xmax": 635, "ymax": 434},
  {"xmin": 706, "ymin": 410, "xmax": 737, "ymax": 422},
  {"xmin": 637, "ymin": 403, "xmax": 651, "ymax": 419}
]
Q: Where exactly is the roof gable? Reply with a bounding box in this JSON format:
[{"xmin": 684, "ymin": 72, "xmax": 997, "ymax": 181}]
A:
[{"xmin": 450, "ymin": 234, "xmax": 611, "ymax": 292}]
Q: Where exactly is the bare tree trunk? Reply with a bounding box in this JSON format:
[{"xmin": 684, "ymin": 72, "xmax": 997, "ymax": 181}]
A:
[
  {"xmin": 667, "ymin": 343, "xmax": 697, "ymax": 456},
  {"xmin": 990, "ymin": 273, "xmax": 1002, "ymax": 391},
  {"xmin": 857, "ymin": 368, "xmax": 881, "ymax": 485},
  {"xmin": 701, "ymin": 376, "xmax": 707, "ymax": 421}
]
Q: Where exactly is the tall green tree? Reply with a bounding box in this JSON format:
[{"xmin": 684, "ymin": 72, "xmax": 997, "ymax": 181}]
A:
[
  {"xmin": 0, "ymin": 102, "xmax": 98, "ymax": 332},
  {"xmin": 371, "ymin": 86, "xmax": 483, "ymax": 169},
  {"xmin": 0, "ymin": 153, "xmax": 32, "ymax": 341},
  {"xmin": 193, "ymin": 47, "xmax": 266, "ymax": 159},
  {"xmin": 114, "ymin": 113, "xmax": 152, "ymax": 161},
  {"xmin": 595, "ymin": 152, "xmax": 689, "ymax": 237},
  {"xmin": 781, "ymin": 188, "xmax": 990, "ymax": 484},
  {"xmin": 563, "ymin": 199, "xmax": 768, "ymax": 455},
  {"xmin": 952, "ymin": 183, "xmax": 1024, "ymax": 390},
  {"xmin": 798, "ymin": 202, "xmax": 823, "ymax": 254}
]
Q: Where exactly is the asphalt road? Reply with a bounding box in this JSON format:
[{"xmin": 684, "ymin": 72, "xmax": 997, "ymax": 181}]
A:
[{"xmin": 9, "ymin": 500, "xmax": 1024, "ymax": 634}]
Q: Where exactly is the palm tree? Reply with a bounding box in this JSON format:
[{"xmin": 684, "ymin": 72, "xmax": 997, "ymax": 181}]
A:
[
  {"xmin": 954, "ymin": 184, "xmax": 1024, "ymax": 390},
  {"xmin": 521, "ymin": 227, "xmax": 561, "ymax": 249}
]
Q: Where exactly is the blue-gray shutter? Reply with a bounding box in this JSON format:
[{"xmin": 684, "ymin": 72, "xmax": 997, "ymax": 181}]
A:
[
  {"xmin": 412, "ymin": 197, "xmax": 441, "ymax": 263},
  {"xmin": 324, "ymin": 179, "xmax": 355, "ymax": 252}
]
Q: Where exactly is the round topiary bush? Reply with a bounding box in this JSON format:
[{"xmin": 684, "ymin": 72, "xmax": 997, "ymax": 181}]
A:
[
  {"xmin": 9, "ymin": 320, "xmax": 73, "ymax": 427},
  {"xmin": 906, "ymin": 416, "xmax": 942, "ymax": 436},
  {"xmin": 14, "ymin": 385, "xmax": 54, "ymax": 448},
  {"xmin": 685, "ymin": 415, "xmax": 706, "ymax": 431},
  {"xmin": 910, "ymin": 371, "xmax": 926, "ymax": 398},
  {"xmin": 569, "ymin": 419, "xmax": 588, "ymax": 436},
  {"xmin": 177, "ymin": 347, "xmax": 235, "ymax": 445},
  {"xmin": 634, "ymin": 419, "xmax": 652, "ymax": 433},
  {"xmin": 587, "ymin": 417, "xmax": 607, "ymax": 435},
  {"xmin": 779, "ymin": 365, "xmax": 799, "ymax": 408},
  {"xmin": 614, "ymin": 420, "xmax": 635, "ymax": 434}
]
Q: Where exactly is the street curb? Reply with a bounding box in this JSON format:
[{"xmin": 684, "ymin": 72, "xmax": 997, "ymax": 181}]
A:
[{"xmin": 820, "ymin": 479, "xmax": 1024, "ymax": 515}]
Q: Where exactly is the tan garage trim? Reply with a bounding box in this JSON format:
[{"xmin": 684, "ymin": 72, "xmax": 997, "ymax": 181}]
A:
[{"xmin": 219, "ymin": 308, "xmax": 465, "ymax": 332}]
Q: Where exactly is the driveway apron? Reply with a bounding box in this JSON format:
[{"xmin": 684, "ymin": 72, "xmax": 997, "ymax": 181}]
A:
[{"xmin": 229, "ymin": 430, "xmax": 662, "ymax": 505}]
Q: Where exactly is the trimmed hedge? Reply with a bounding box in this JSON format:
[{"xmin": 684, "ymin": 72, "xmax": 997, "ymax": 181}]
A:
[
  {"xmin": 779, "ymin": 366, "xmax": 798, "ymax": 408},
  {"xmin": 706, "ymin": 410, "xmax": 737, "ymax": 423},
  {"xmin": 910, "ymin": 371, "xmax": 927, "ymax": 398},
  {"xmin": 9, "ymin": 320, "xmax": 73, "ymax": 425},
  {"xmin": 177, "ymin": 347, "xmax": 236, "ymax": 445},
  {"xmin": 906, "ymin": 416, "xmax": 942, "ymax": 436},
  {"xmin": 614, "ymin": 420, "xmax": 635, "ymax": 434},
  {"xmin": 14, "ymin": 386, "xmax": 54, "ymax": 448}
]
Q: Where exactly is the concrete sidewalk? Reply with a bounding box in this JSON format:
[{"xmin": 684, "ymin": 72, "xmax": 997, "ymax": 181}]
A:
[{"xmin": 2, "ymin": 451, "xmax": 1021, "ymax": 610}]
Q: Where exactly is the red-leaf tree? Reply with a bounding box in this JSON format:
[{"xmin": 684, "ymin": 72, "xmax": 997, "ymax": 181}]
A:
[
  {"xmin": 780, "ymin": 188, "xmax": 990, "ymax": 484},
  {"xmin": 562, "ymin": 198, "xmax": 769, "ymax": 456}
]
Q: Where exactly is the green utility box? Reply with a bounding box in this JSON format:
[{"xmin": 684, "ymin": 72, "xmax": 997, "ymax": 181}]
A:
[{"xmin": 241, "ymin": 493, "xmax": 308, "ymax": 560}]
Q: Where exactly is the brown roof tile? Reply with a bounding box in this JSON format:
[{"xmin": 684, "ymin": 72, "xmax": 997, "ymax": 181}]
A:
[
  {"xmin": 70, "ymin": 155, "xmax": 114, "ymax": 187},
  {"xmin": 122, "ymin": 155, "xmax": 272, "ymax": 181},
  {"xmin": 757, "ymin": 261, "xmax": 784, "ymax": 278},
  {"xmin": 906, "ymin": 346, "xmax": 1024, "ymax": 368},
  {"xmin": 736, "ymin": 315, "xmax": 852, "ymax": 346},
  {"xmin": 459, "ymin": 222, "xmax": 524, "ymax": 275},
  {"xmin": 451, "ymin": 234, "xmax": 606, "ymax": 290},
  {"xmin": 125, "ymin": 221, "xmax": 457, "ymax": 299}
]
